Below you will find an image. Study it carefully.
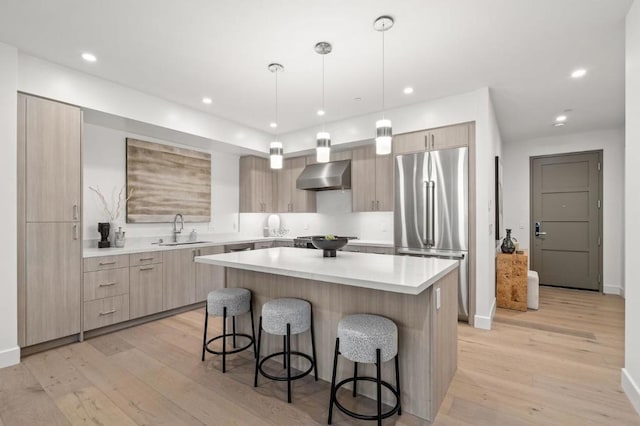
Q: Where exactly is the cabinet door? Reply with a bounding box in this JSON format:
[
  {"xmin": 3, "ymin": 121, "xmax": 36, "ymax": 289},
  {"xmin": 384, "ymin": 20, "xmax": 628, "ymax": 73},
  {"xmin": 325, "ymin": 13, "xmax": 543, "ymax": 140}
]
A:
[
  {"xmin": 351, "ymin": 145, "xmax": 377, "ymax": 212},
  {"xmin": 429, "ymin": 123, "xmax": 470, "ymax": 150},
  {"xmin": 393, "ymin": 131, "xmax": 427, "ymax": 155},
  {"xmin": 239, "ymin": 156, "xmax": 259, "ymax": 212},
  {"xmin": 260, "ymin": 159, "xmax": 274, "ymax": 212},
  {"xmin": 162, "ymin": 249, "xmax": 196, "ymax": 310},
  {"xmin": 25, "ymin": 96, "xmax": 81, "ymax": 222},
  {"xmin": 274, "ymin": 162, "xmax": 293, "ymax": 212},
  {"xmin": 26, "ymin": 222, "xmax": 81, "ymax": 345},
  {"xmin": 195, "ymin": 246, "xmax": 225, "ymax": 301},
  {"xmin": 130, "ymin": 264, "xmax": 164, "ymax": 319},
  {"xmin": 331, "ymin": 150, "xmax": 353, "ymax": 162},
  {"xmin": 289, "ymin": 157, "xmax": 316, "ymax": 212},
  {"xmin": 375, "ymin": 153, "xmax": 394, "ymax": 211}
]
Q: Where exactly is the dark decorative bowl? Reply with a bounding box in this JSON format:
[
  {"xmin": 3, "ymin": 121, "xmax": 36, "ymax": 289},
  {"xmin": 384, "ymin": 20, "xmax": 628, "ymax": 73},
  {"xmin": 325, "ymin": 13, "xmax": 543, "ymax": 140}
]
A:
[{"xmin": 311, "ymin": 237, "xmax": 349, "ymax": 257}]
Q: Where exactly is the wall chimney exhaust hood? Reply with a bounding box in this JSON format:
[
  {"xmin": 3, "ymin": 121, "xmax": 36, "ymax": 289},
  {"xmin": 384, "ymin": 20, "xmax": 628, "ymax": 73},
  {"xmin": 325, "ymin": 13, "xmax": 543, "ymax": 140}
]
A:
[{"xmin": 296, "ymin": 160, "xmax": 351, "ymax": 191}]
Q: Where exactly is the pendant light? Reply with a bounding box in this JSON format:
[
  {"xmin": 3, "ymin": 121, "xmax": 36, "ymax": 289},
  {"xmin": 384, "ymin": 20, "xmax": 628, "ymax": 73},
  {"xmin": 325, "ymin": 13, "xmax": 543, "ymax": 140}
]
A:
[
  {"xmin": 268, "ymin": 63, "xmax": 284, "ymax": 169},
  {"xmin": 315, "ymin": 42, "xmax": 332, "ymax": 163},
  {"xmin": 374, "ymin": 16, "xmax": 394, "ymax": 155}
]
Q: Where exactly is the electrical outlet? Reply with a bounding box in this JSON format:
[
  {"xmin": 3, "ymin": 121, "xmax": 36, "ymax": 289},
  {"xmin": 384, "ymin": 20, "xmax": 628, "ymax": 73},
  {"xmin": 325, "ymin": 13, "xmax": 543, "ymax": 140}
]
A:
[
  {"xmin": 436, "ymin": 287, "xmax": 441, "ymax": 310},
  {"xmin": 232, "ymin": 223, "xmax": 237, "ymax": 231}
]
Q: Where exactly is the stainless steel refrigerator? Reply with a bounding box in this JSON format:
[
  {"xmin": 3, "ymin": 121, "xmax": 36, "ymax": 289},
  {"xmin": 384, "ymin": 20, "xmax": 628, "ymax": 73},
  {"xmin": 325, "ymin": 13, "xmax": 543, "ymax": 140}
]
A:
[{"xmin": 394, "ymin": 147, "xmax": 469, "ymax": 320}]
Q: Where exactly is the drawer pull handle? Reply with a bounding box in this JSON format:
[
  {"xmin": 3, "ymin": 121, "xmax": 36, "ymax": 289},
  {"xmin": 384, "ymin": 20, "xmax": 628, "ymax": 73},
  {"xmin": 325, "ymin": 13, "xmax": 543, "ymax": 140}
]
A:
[
  {"xmin": 140, "ymin": 266, "xmax": 155, "ymax": 271},
  {"xmin": 99, "ymin": 261, "xmax": 116, "ymax": 266},
  {"xmin": 139, "ymin": 257, "xmax": 154, "ymax": 261},
  {"xmin": 99, "ymin": 310, "xmax": 117, "ymax": 316},
  {"xmin": 98, "ymin": 282, "xmax": 117, "ymax": 287}
]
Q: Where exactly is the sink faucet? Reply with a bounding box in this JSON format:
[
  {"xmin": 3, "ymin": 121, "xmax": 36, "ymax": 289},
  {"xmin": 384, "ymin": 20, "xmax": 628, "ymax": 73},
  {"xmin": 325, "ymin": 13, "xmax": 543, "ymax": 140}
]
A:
[{"xmin": 172, "ymin": 214, "xmax": 184, "ymax": 242}]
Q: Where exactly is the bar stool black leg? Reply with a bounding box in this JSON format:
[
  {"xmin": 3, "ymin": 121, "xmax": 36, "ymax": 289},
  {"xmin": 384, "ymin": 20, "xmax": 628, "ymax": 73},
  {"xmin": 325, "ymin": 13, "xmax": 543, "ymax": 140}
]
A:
[
  {"xmin": 376, "ymin": 348, "xmax": 382, "ymax": 426},
  {"xmin": 201, "ymin": 303, "xmax": 209, "ymax": 362},
  {"xmin": 250, "ymin": 304, "xmax": 257, "ymax": 358},
  {"xmin": 283, "ymin": 335, "xmax": 287, "ymax": 369},
  {"xmin": 352, "ymin": 362, "xmax": 358, "ymax": 397},
  {"xmin": 286, "ymin": 323, "xmax": 292, "ymax": 403},
  {"xmin": 328, "ymin": 338, "xmax": 339, "ymax": 425},
  {"xmin": 222, "ymin": 307, "xmax": 227, "ymax": 373},
  {"xmin": 232, "ymin": 316, "xmax": 237, "ymax": 348},
  {"xmin": 254, "ymin": 316, "xmax": 263, "ymax": 387},
  {"xmin": 395, "ymin": 354, "xmax": 402, "ymax": 415},
  {"xmin": 310, "ymin": 309, "xmax": 318, "ymax": 381}
]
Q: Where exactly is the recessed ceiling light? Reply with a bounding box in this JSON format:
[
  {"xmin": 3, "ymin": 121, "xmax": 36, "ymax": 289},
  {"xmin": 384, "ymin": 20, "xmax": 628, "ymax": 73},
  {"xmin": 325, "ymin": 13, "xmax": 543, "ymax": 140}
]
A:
[
  {"xmin": 354, "ymin": 97, "xmax": 362, "ymax": 101},
  {"xmin": 553, "ymin": 122, "xmax": 566, "ymax": 127},
  {"xmin": 202, "ymin": 97, "xmax": 212, "ymax": 104},
  {"xmin": 81, "ymin": 52, "xmax": 97, "ymax": 63},
  {"xmin": 571, "ymin": 68, "xmax": 587, "ymax": 78},
  {"xmin": 269, "ymin": 122, "xmax": 278, "ymax": 128},
  {"xmin": 403, "ymin": 87, "xmax": 414, "ymax": 94},
  {"xmin": 556, "ymin": 115, "xmax": 567, "ymax": 122},
  {"xmin": 317, "ymin": 109, "xmax": 325, "ymax": 116}
]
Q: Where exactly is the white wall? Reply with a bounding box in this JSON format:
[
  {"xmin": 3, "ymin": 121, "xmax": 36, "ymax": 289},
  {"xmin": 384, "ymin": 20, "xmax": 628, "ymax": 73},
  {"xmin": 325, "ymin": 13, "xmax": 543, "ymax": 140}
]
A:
[
  {"xmin": 279, "ymin": 88, "xmax": 502, "ymax": 329},
  {"xmin": 18, "ymin": 54, "xmax": 272, "ymax": 154},
  {"xmin": 0, "ymin": 43, "xmax": 20, "ymax": 368},
  {"xmin": 83, "ymin": 123, "xmax": 240, "ymax": 243},
  {"xmin": 623, "ymin": 0, "xmax": 640, "ymax": 416},
  {"xmin": 502, "ymin": 128, "xmax": 625, "ymax": 295}
]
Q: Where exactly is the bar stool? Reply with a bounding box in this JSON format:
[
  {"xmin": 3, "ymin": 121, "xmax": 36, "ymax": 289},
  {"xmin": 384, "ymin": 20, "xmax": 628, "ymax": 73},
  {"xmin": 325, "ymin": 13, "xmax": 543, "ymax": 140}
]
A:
[
  {"xmin": 254, "ymin": 298, "xmax": 318, "ymax": 403},
  {"xmin": 328, "ymin": 314, "xmax": 401, "ymax": 425},
  {"xmin": 202, "ymin": 287, "xmax": 257, "ymax": 373}
]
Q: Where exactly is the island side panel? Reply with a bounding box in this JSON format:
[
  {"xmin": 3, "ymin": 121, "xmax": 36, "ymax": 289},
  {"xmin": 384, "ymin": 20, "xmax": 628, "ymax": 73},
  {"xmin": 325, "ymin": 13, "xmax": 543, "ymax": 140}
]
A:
[
  {"xmin": 227, "ymin": 267, "xmax": 458, "ymax": 421},
  {"xmin": 431, "ymin": 268, "xmax": 459, "ymax": 420}
]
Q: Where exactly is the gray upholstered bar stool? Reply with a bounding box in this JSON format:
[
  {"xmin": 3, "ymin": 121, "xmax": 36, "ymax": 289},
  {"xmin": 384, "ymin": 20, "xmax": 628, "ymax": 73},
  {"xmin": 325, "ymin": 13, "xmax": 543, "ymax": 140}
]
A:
[
  {"xmin": 202, "ymin": 288, "xmax": 257, "ymax": 373},
  {"xmin": 328, "ymin": 314, "xmax": 401, "ymax": 426},
  {"xmin": 254, "ymin": 298, "xmax": 318, "ymax": 403}
]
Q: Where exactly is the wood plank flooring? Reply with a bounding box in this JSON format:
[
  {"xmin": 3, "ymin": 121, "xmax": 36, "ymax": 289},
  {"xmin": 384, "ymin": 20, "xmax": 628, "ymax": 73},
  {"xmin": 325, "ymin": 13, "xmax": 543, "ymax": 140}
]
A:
[{"xmin": 0, "ymin": 286, "xmax": 638, "ymax": 425}]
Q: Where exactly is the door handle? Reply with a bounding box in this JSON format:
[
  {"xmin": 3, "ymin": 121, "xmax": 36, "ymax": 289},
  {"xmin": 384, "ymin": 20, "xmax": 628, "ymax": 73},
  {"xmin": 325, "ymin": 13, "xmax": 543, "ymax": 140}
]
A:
[
  {"xmin": 371, "ymin": 200, "xmax": 375, "ymax": 211},
  {"xmin": 376, "ymin": 200, "xmax": 380, "ymax": 210},
  {"xmin": 426, "ymin": 181, "xmax": 435, "ymax": 246},
  {"xmin": 535, "ymin": 221, "xmax": 547, "ymax": 237},
  {"xmin": 72, "ymin": 204, "xmax": 79, "ymax": 220},
  {"xmin": 72, "ymin": 224, "xmax": 78, "ymax": 240}
]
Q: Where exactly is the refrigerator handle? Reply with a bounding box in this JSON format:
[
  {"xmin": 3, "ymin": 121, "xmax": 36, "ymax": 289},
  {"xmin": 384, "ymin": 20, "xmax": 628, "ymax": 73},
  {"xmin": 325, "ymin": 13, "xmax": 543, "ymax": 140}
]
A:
[{"xmin": 426, "ymin": 180, "xmax": 435, "ymax": 247}]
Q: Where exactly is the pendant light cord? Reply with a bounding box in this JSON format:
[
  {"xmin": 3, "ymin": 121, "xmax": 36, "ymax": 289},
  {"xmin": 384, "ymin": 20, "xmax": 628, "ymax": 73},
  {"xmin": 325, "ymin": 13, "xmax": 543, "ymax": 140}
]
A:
[
  {"xmin": 275, "ymin": 69, "xmax": 279, "ymax": 138},
  {"xmin": 382, "ymin": 24, "xmax": 385, "ymax": 119},
  {"xmin": 322, "ymin": 54, "xmax": 326, "ymax": 131}
]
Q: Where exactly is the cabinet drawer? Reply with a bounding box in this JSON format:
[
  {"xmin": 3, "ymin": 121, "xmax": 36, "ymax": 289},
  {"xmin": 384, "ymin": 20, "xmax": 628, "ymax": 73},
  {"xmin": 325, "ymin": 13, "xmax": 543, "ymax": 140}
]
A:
[
  {"xmin": 130, "ymin": 264, "xmax": 164, "ymax": 319},
  {"xmin": 83, "ymin": 295, "xmax": 130, "ymax": 331},
  {"xmin": 84, "ymin": 255, "xmax": 129, "ymax": 272},
  {"xmin": 129, "ymin": 251, "xmax": 163, "ymax": 266},
  {"xmin": 254, "ymin": 241, "xmax": 274, "ymax": 249},
  {"xmin": 84, "ymin": 268, "xmax": 130, "ymax": 301}
]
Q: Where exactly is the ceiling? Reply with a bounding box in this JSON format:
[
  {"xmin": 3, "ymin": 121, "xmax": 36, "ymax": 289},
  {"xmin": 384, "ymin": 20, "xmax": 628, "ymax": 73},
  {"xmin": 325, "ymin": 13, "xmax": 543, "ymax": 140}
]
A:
[{"xmin": 0, "ymin": 0, "xmax": 632, "ymax": 142}]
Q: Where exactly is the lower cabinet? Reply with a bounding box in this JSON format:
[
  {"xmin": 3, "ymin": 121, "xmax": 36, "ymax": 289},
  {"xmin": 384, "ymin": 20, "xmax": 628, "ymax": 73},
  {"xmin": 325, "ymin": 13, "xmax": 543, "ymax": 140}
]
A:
[
  {"xmin": 84, "ymin": 295, "xmax": 130, "ymax": 331},
  {"xmin": 195, "ymin": 246, "xmax": 225, "ymax": 301},
  {"xmin": 163, "ymin": 248, "xmax": 197, "ymax": 310},
  {"xmin": 130, "ymin": 263, "xmax": 164, "ymax": 319}
]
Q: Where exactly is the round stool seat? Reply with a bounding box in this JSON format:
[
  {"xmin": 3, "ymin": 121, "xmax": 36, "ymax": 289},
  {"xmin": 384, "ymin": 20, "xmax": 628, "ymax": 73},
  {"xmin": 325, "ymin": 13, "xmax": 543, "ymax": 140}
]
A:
[
  {"xmin": 337, "ymin": 314, "xmax": 398, "ymax": 363},
  {"xmin": 207, "ymin": 288, "xmax": 251, "ymax": 317},
  {"xmin": 262, "ymin": 298, "xmax": 311, "ymax": 335}
]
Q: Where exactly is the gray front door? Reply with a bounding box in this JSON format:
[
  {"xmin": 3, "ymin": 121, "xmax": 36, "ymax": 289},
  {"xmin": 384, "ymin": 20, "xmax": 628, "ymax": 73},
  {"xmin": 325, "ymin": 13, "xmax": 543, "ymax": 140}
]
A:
[{"xmin": 530, "ymin": 151, "xmax": 602, "ymax": 291}]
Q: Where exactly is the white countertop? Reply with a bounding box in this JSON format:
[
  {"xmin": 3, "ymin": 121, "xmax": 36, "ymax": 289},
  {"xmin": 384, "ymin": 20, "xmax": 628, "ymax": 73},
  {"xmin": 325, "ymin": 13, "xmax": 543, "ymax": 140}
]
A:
[{"xmin": 195, "ymin": 247, "xmax": 458, "ymax": 295}]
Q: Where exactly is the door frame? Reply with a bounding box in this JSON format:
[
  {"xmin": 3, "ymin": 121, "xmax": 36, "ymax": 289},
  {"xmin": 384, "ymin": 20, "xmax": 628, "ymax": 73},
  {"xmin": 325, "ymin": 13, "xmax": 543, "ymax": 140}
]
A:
[{"xmin": 529, "ymin": 149, "xmax": 603, "ymax": 292}]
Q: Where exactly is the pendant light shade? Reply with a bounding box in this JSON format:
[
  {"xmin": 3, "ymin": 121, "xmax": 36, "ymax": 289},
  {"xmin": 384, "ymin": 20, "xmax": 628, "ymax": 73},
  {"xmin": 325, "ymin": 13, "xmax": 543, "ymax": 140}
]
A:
[
  {"xmin": 315, "ymin": 42, "xmax": 332, "ymax": 163},
  {"xmin": 375, "ymin": 119, "xmax": 392, "ymax": 155},
  {"xmin": 316, "ymin": 131, "xmax": 331, "ymax": 163},
  {"xmin": 374, "ymin": 16, "xmax": 394, "ymax": 156},
  {"xmin": 268, "ymin": 63, "xmax": 285, "ymax": 169},
  {"xmin": 270, "ymin": 141, "xmax": 283, "ymax": 169}
]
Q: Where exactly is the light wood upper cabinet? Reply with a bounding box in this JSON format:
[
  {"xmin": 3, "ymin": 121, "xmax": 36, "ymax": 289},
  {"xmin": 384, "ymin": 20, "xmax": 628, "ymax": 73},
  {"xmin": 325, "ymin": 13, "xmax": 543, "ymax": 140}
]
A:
[
  {"xmin": 351, "ymin": 145, "xmax": 393, "ymax": 212},
  {"xmin": 239, "ymin": 156, "xmax": 273, "ymax": 213},
  {"xmin": 25, "ymin": 222, "xmax": 81, "ymax": 346},
  {"xmin": 195, "ymin": 246, "xmax": 225, "ymax": 301},
  {"xmin": 162, "ymin": 249, "xmax": 196, "ymax": 310},
  {"xmin": 24, "ymin": 95, "xmax": 81, "ymax": 222},
  {"xmin": 393, "ymin": 122, "xmax": 471, "ymax": 155},
  {"xmin": 274, "ymin": 157, "xmax": 316, "ymax": 213}
]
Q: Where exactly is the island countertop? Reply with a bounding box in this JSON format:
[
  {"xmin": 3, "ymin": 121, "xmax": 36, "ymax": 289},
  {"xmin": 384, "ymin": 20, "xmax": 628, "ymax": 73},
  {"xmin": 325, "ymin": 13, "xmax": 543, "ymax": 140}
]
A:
[{"xmin": 195, "ymin": 247, "xmax": 458, "ymax": 295}]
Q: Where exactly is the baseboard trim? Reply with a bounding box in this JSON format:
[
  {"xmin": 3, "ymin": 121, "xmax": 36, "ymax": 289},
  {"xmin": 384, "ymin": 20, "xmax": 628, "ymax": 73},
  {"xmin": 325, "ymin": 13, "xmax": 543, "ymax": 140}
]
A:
[
  {"xmin": 622, "ymin": 368, "xmax": 640, "ymax": 415},
  {"xmin": 604, "ymin": 285, "xmax": 624, "ymax": 296},
  {"xmin": 0, "ymin": 346, "xmax": 21, "ymax": 369},
  {"xmin": 474, "ymin": 298, "xmax": 496, "ymax": 330}
]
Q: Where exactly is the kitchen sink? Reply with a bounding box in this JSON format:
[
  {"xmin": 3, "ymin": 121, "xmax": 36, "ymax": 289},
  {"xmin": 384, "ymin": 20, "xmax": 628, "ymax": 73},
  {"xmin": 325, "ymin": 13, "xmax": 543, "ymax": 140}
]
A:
[{"xmin": 158, "ymin": 240, "xmax": 211, "ymax": 247}]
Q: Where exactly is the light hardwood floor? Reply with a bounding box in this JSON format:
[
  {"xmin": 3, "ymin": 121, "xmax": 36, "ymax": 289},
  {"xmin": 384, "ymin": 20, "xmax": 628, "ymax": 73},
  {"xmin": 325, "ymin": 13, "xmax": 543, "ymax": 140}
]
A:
[{"xmin": 1, "ymin": 286, "xmax": 638, "ymax": 425}]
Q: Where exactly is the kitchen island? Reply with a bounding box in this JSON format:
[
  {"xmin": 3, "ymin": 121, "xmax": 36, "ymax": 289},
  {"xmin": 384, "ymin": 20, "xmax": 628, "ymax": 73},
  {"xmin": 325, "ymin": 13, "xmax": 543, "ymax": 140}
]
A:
[{"xmin": 195, "ymin": 247, "xmax": 459, "ymax": 421}]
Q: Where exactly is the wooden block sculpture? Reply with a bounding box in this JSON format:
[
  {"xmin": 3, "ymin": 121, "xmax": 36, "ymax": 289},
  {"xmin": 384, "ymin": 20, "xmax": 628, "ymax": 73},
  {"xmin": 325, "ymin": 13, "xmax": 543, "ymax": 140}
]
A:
[{"xmin": 496, "ymin": 252, "xmax": 528, "ymax": 311}]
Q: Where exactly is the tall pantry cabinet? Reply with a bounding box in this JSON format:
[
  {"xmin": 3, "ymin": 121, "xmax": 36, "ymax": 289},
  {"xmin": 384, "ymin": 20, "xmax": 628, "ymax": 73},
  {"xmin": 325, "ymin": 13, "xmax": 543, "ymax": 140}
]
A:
[{"xmin": 17, "ymin": 94, "xmax": 82, "ymax": 347}]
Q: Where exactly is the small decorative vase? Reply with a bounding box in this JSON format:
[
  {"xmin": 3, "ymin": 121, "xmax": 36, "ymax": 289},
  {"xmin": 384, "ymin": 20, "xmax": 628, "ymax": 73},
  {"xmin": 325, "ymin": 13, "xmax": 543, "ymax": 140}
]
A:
[
  {"xmin": 501, "ymin": 229, "xmax": 516, "ymax": 254},
  {"xmin": 114, "ymin": 226, "xmax": 126, "ymax": 248},
  {"xmin": 98, "ymin": 222, "xmax": 111, "ymax": 248}
]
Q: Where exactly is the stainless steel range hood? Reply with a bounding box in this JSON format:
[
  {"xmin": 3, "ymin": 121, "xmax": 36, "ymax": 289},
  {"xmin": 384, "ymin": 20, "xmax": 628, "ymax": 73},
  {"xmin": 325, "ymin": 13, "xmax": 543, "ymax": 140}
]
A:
[{"xmin": 296, "ymin": 159, "xmax": 351, "ymax": 191}]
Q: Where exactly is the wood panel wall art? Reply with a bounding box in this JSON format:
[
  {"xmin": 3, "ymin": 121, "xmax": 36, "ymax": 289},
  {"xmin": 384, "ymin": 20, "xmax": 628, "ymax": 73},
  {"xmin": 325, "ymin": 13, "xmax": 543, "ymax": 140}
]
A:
[{"xmin": 126, "ymin": 138, "xmax": 211, "ymax": 223}]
